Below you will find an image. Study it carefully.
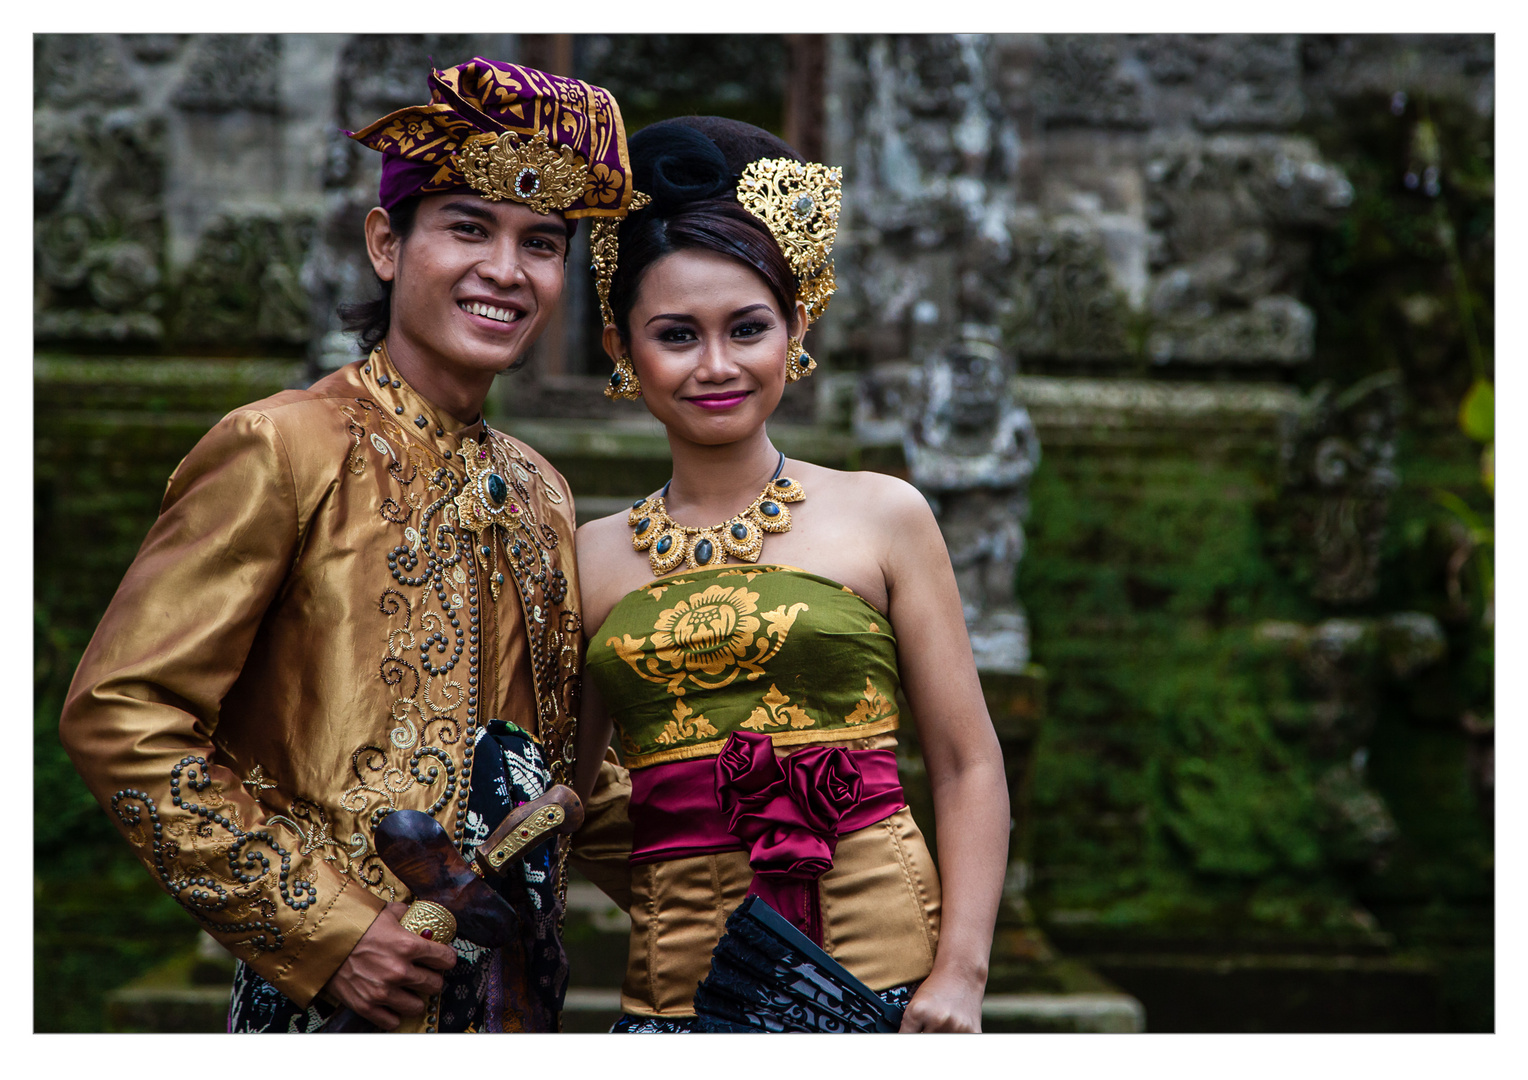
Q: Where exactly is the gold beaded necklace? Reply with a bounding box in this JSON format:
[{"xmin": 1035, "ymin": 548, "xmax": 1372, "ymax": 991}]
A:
[{"xmin": 629, "ymin": 451, "xmax": 805, "ymax": 576}]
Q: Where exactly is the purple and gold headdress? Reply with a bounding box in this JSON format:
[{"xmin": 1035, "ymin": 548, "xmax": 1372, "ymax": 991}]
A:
[{"xmin": 349, "ymin": 57, "xmax": 636, "ymax": 219}]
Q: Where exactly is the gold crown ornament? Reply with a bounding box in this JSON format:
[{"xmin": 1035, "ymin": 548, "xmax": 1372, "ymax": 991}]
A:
[
  {"xmin": 735, "ymin": 157, "xmax": 842, "ymax": 323},
  {"xmin": 457, "ymin": 129, "xmax": 591, "ymax": 215}
]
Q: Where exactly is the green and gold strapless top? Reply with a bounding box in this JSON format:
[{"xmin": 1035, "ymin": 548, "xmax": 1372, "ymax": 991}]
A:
[{"xmin": 586, "ymin": 565, "xmax": 902, "ymax": 769}]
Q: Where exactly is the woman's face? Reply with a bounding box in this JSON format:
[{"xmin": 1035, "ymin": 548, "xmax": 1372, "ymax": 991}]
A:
[{"xmin": 608, "ymin": 248, "xmax": 804, "ymax": 447}]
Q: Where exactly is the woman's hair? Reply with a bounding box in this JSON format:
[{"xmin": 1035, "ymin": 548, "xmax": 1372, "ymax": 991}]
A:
[
  {"xmin": 338, "ymin": 196, "xmax": 421, "ymax": 355},
  {"xmin": 608, "ymin": 118, "xmax": 804, "ymax": 342}
]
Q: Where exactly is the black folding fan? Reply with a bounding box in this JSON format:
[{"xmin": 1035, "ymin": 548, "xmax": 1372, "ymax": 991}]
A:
[{"xmin": 691, "ymin": 894, "xmax": 904, "ymax": 1033}]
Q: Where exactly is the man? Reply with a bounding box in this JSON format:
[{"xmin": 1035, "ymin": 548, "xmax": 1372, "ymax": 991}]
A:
[{"xmin": 59, "ymin": 58, "xmax": 636, "ymax": 1033}]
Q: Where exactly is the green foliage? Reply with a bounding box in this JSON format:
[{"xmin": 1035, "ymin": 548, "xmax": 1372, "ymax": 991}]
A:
[
  {"xmin": 1456, "ymin": 379, "xmax": 1493, "ymax": 443},
  {"xmin": 1022, "ymin": 86, "xmax": 1494, "ymax": 952},
  {"xmin": 1023, "ymin": 448, "xmax": 1360, "ymax": 931}
]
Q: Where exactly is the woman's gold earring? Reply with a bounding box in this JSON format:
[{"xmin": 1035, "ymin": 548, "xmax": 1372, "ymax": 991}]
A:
[
  {"xmin": 784, "ymin": 337, "xmax": 817, "ymax": 382},
  {"xmin": 605, "ymin": 353, "xmax": 643, "ymax": 400}
]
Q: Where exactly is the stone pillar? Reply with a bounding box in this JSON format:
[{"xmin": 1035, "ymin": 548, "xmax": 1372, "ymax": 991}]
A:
[
  {"xmin": 904, "ymin": 327, "xmax": 1040, "ymax": 672},
  {"xmin": 830, "ymin": 37, "xmax": 1051, "ymax": 965}
]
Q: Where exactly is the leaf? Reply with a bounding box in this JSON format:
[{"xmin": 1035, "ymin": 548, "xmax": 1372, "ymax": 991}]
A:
[
  {"xmin": 1459, "ymin": 378, "xmax": 1494, "ymax": 442},
  {"xmin": 1481, "ymin": 442, "xmax": 1494, "ymax": 497},
  {"xmin": 1430, "ymin": 487, "xmax": 1485, "ymax": 532}
]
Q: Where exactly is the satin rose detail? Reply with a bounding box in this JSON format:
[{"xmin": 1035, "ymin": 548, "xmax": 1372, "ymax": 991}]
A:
[
  {"xmin": 716, "ymin": 728, "xmax": 781, "ymax": 815},
  {"xmin": 786, "ymin": 745, "xmax": 863, "ymax": 835},
  {"xmin": 715, "ymin": 731, "xmax": 862, "ymax": 879}
]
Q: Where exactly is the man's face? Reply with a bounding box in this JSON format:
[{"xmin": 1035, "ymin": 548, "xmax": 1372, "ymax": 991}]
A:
[{"xmin": 375, "ymin": 194, "xmax": 569, "ymax": 383}]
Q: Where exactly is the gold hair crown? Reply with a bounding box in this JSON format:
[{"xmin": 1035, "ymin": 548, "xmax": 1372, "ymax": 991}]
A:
[
  {"xmin": 457, "ymin": 129, "xmax": 590, "ymax": 216},
  {"xmin": 735, "ymin": 157, "xmax": 842, "ymax": 322},
  {"xmin": 591, "ymin": 157, "xmax": 842, "ymax": 330}
]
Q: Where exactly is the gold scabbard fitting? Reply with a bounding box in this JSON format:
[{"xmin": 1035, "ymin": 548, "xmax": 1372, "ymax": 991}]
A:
[{"xmin": 400, "ymin": 900, "xmax": 457, "ymax": 945}]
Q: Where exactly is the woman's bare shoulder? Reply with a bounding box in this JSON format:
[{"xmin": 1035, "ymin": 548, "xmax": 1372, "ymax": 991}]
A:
[
  {"xmin": 794, "ymin": 462, "xmax": 932, "ymax": 522},
  {"xmin": 575, "ymin": 507, "xmax": 633, "ymax": 550},
  {"xmin": 575, "ymin": 511, "xmax": 640, "ymax": 583}
]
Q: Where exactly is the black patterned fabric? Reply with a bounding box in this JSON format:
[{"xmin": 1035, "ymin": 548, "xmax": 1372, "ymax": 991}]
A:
[
  {"xmin": 612, "ymin": 984, "xmax": 914, "ymax": 1034},
  {"xmin": 611, "ymin": 895, "xmax": 913, "ymax": 1034},
  {"xmin": 227, "ymin": 720, "xmax": 567, "ymax": 1033}
]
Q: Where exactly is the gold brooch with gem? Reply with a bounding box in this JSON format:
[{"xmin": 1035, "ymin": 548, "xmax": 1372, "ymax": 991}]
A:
[
  {"xmin": 455, "ymin": 437, "xmax": 525, "ymax": 601},
  {"xmin": 457, "ymin": 129, "xmax": 590, "ymax": 215},
  {"xmin": 629, "ymin": 455, "xmax": 805, "ymax": 576}
]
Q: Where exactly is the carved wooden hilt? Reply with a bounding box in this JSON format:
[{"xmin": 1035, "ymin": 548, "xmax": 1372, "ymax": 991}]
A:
[
  {"xmin": 372, "ymin": 809, "xmax": 521, "ymax": 948},
  {"xmin": 472, "ymin": 784, "xmax": 584, "ymax": 878},
  {"xmin": 320, "ymin": 786, "xmax": 584, "ymax": 1033}
]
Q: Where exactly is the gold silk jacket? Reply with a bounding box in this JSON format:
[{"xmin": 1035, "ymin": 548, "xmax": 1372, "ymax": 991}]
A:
[{"xmin": 59, "ymin": 346, "xmax": 583, "ymax": 1021}]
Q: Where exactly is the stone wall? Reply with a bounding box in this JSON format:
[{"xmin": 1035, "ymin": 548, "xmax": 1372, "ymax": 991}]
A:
[
  {"xmin": 826, "ymin": 34, "xmax": 1493, "ymax": 1030},
  {"xmin": 822, "ymin": 34, "xmax": 1377, "ymax": 373},
  {"xmin": 34, "ymin": 33, "xmax": 515, "ymax": 359}
]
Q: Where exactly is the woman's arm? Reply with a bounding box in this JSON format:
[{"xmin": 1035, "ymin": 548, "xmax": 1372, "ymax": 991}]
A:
[
  {"xmin": 572, "ymin": 666, "xmax": 615, "ymax": 805},
  {"xmin": 571, "ymin": 520, "xmax": 619, "ymax": 805},
  {"xmin": 876, "ymin": 476, "xmax": 1009, "ymax": 1033}
]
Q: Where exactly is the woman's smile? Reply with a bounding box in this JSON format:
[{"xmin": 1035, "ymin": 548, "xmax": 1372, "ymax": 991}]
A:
[{"xmin": 686, "ymin": 390, "xmax": 752, "ymax": 410}]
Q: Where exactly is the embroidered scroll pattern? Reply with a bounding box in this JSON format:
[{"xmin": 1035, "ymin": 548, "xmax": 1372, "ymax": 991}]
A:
[
  {"xmin": 111, "ymin": 756, "xmax": 316, "ymax": 956},
  {"xmin": 481, "ymin": 435, "xmax": 582, "ymax": 789},
  {"xmin": 467, "ymin": 432, "xmax": 583, "ymax": 929},
  {"xmin": 323, "ymin": 397, "xmax": 480, "ymax": 899}
]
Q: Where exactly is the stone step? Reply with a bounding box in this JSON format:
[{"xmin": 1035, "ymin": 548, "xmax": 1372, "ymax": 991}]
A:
[
  {"xmin": 556, "ymin": 987, "xmax": 1145, "ymax": 1033},
  {"xmin": 104, "ymin": 976, "xmax": 1143, "ymax": 1033},
  {"xmin": 981, "ymin": 992, "xmax": 1144, "ymax": 1033}
]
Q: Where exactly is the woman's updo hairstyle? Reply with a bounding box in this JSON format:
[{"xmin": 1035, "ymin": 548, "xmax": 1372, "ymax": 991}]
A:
[{"xmin": 608, "ymin": 117, "xmax": 803, "ymax": 343}]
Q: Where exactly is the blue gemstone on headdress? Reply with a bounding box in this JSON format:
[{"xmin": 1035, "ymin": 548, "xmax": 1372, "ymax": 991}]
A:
[
  {"xmin": 633, "ymin": 498, "xmax": 647, "ymax": 510},
  {"xmin": 775, "ymin": 478, "xmax": 792, "ymax": 488},
  {"xmin": 731, "ymin": 523, "xmax": 749, "ymax": 540},
  {"xmin": 694, "ymin": 539, "xmax": 714, "ymax": 564},
  {"xmin": 761, "ymin": 502, "xmax": 780, "ymax": 517},
  {"xmin": 636, "ymin": 517, "xmax": 651, "ymax": 535},
  {"xmin": 487, "ymin": 474, "xmax": 508, "ymax": 506},
  {"xmin": 656, "ymin": 536, "xmax": 672, "ymax": 555}
]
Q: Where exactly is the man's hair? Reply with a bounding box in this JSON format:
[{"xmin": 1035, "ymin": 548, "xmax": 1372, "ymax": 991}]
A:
[{"xmin": 338, "ymin": 196, "xmax": 421, "ymax": 355}]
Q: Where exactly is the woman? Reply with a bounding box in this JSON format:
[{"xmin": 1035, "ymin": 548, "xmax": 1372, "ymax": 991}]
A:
[{"xmin": 572, "ymin": 118, "xmax": 1009, "ymax": 1033}]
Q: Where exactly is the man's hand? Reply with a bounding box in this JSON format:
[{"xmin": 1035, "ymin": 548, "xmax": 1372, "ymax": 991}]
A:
[
  {"xmin": 321, "ymin": 902, "xmax": 459, "ymax": 1030},
  {"xmin": 898, "ymin": 969, "xmax": 984, "ymax": 1033}
]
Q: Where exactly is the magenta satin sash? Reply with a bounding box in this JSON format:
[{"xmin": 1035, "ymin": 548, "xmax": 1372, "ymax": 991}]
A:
[{"xmin": 628, "ymin": 730, "xmax": 906, "ymax": 944}]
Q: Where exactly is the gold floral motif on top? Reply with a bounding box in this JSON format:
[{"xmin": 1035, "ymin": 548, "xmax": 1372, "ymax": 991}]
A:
[
  {"xmin": 588, "ymin": 565, "xmax": 903, "ymax": 769},
  {"xmin": 655, "ymin": 699, "xmax": 719, "ymax": 746},
  {"xmin": 845, "ymin": 677, "xmax": 898, "ymax": 727},
  {"xmin": 741, "ymin": 685, "xmax": 815, "ymax": 732},
  {"xmin": 607, "ymin": 585, "xmax": 807, "ymax": 697}
]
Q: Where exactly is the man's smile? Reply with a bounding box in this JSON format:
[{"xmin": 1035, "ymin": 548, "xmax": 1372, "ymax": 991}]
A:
[{"xmin": 459, "ymin": 300, "xmax": 525, "ymax": 324}]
